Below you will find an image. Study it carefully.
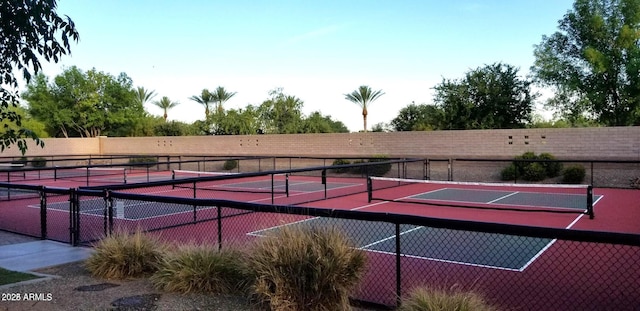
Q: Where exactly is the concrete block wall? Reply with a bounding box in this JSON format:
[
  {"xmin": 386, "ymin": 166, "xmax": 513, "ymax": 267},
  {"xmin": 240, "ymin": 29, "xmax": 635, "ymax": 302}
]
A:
[{"xmin": 1, "ymin": 127, "xmax": 638, "ymax": 160}]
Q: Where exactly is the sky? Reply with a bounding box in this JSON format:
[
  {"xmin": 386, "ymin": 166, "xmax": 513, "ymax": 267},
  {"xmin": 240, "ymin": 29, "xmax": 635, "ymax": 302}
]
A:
[{"xmin": 32, "ymin": 0, "xmax": 576, "ymax": 132}]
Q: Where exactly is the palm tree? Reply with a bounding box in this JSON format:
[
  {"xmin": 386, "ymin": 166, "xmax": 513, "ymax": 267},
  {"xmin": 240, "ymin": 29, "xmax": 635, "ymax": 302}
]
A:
[
  {"xmin": 189, "ymin": 89, "xmax": 214, "ymax": 117},
  {"xmin": 153, "ymin": 96, "xmax": 179, "ymax": 121},
  {"xmin": 211, "ymin": 86, "xmax": 237, "ymax": 114},
  {"xmin": 344, "ymin": 85, "xmax": 385, "ymax": 132},
  {"xmin": 134, "ymin": 86, "xmax": 157, "ymax": 106}
]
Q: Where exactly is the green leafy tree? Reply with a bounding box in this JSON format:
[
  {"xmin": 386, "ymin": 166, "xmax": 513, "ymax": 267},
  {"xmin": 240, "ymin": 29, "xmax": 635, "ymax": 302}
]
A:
[
  {"xmin": 344, "ymin": 85, "xmax": 385, "ymax": 132},
  {"xmin": 1, "ymin": 0, "xmax": 79, "ymax": 153},
  {"xmin": 208, "ymin": 106, "xmax": 260, "ymax": 135},
  {"xmin": 258, "ymin": 88, "xmax": 304, "ymax": 134},
  {"xmin": 23, "ymin": 67, "xmax": 145, "ymax": 137},
  {"xmin": 153, "ymin": 96, "xmax": 179, "ymax": 121},
  {"xmin": 211, "ymin": 86, "xmax": 237, "ymax": 114},
  {"xmin": 434, "ymin": 63, "xmax": 535, "ymax": 129},
  {"xmin": 391, "ymin": 102, "xmax": 445, "ymax": 131},
  {"xmin": 189, "ymin": 89, "xmax": 213, "ymax": 118},
  {"xmin": 531, "ymin": 0, "xmax": 640, "ymax": 126},
  {"xmin": 306, "ymin": 112, "xmax": 350, "ymax": 133}
]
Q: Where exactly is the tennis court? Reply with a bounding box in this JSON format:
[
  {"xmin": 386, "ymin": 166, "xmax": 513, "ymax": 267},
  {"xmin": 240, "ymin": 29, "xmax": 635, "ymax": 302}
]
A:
[
  {"xmin": 251, "ymin": 217, "xmax": 553, "ymax": 271},
  {"xmin": 1, "ymin": 160, "xmax": 638, "ymax": 310}
]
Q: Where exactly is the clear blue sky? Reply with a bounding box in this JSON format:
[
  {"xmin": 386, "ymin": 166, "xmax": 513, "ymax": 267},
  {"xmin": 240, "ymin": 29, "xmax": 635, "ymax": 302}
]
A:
[{"xmin": 35, "ymin": 0, "xmax": 575, "ymax": 132}]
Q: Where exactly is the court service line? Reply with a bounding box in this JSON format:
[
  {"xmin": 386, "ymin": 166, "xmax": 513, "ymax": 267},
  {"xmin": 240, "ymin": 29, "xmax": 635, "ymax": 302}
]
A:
[
  {"xmin": 359, "ymin": 226, "xmax": 424, "ymax": 250},
  {"xmin": 487, "ymin": 191, "xmax": 519, "ymax": 204},
  {"xmin": 520, "ymin": 213, "xmax": 586, "ymax": 271}
]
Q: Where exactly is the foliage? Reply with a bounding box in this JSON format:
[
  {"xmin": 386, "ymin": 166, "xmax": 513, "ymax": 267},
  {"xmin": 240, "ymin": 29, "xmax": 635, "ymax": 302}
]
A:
[
  {"xmin": 1, "ymin": 0, "xmax": 78, "ymax": 153},
  {"xmin": 391, "ymin": 103, "xmax": 444, "ymax": 131},
  {"xmin": 154, "ymin": 120, "xmax": 195, "ymax": 136},
  {"xmin": 344, "ymin": 85, "xmax": 385, "ymax": 132},
  {"xmin": 23, "ymin": 67, "xmax": 146, "ymax": 137},
  {"xmin": 133, "ymin": 86, "xmax": 156, "ymax": 107},
  {"xmin": 302, "ymin": 111, "xmax": 349, "ymax": 133},
  {"xmin": 189, "ymin": 89, "xmax": 214, "ymax": 118},
  {"xmin": 152, "ymin": 96, "xmax": 179, "ymax": 121},
  {"xmin": 128, "ymin": 157, "xmax": 157, "ymax": 168},
  {"xmin": 258, "ymin": 88, "xmax": 304, "ymax": 134},
  {"xmin": 514, "ymin": 151, "xmax": 539, "ymax": 178},
  {"xmin": 368, "ymin": 155, "xmax": 393, "ymax": 176},
  {"xmin": 249, "ymin": 225, "xmax": 366, "ymax": 311},
  {"xmin": 531, "ymin": 0, "xmax": 640, "ymax": 126},
  {"xmin": 210, "ymin": 86, "xmax": 237, "ymax": 114},
  {"xmin": 538, "ymin": 152, "xmax": 563, "ymax": 177},
  {"xmin": 223, "ymin": 159, "xmax": 238, "ymax": 171},
  {"xmin": 523, "ymin": 162, "xmax": 548, "ymax": 181},
  {"xmin": 11, "ymin": 156, "xmax": 27, "ymax": 166},
  {"xmin": 562, "ymin": 165, "xmax": 586, "ymax": 184},
  {"xmin": 151, "ymin": 244, "xmax": 250, "ymax": 294},
  {"xmin": 85, "ymin": 229, "xmax": 167, "ymax": 279},
  {"xmin": 30, "ymin": 157, "xmax": 47, "ymax": 168},
  {"xmin": 331, "ymin": 159, "xmax": 351, "ymax": 173},
  {"xmin": 207, "ymin": 107, "xmax": 260, "ymax": 135},
  {"xmin": 505, "ymin": 152, "xmax": 563, "ymax": 181},
  {"xmin": 434, "ymin": 63, "xmax": 535, "ymax": 129},
  {"xmin": 398, "ymin": 286, "xmax": 498, "ymax": 311},
  {"xmin": 500, "ymin": 163, "xmax": 517, "ymax": 181}
]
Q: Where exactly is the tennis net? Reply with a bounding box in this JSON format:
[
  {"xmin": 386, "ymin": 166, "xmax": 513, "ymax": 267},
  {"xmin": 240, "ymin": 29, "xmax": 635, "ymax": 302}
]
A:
[
  {"xmin": 368, "ymin": 177, "xmax": 595, "ymax": 218},
  {"xmin": 171, "ymin": 169, "xmax": 289, "ymax": 196},
  {"xmin": 55, "ymin": 167, "xmax": 128, "ymax": 184}
]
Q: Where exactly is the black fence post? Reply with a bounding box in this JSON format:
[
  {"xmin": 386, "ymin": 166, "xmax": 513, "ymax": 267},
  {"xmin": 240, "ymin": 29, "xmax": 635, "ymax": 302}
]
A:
[
  {"xmin": 395, "ymin": 222, "xmax": 402, "ymax": 308},
  {"xmin": 39, "ymin": 186, "xmax": 47, "ymax": 240},
  {"xmin": 217, "ymin": 205, "xmax": 222, "ymax": 251},
  {"xmin": 69, "ymin": 188, "xmax": 79, "ymax": 246}
]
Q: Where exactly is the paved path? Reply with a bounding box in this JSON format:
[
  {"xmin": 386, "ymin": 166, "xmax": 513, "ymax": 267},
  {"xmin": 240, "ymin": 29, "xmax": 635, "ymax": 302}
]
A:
[{"xmin": 0, "ymin": 231, "xmax": 92, "ymax": 272}]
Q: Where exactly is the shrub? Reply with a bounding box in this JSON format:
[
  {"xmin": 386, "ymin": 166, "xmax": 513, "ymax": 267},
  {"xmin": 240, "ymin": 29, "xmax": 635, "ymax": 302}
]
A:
[
  {"xmin": 368, "ymin": 155, "xmax": 393, "ymax": 176},
  {"xmin": 128, "ymin": 156, "xmax": 158, "ymax": 168},
  {"xmin": 562, "ymin": 165, "xmax": 586, "ymax": 184},
  {"xmin": 151, "ymin": 244, "xmax": 250, "ymax": 294},
  {"xmin": 538, "ymin": 152, "xmax": 563, "ymax": 178},
  {"xmin": 249, "ymin": 225, "xmax": 367, "ymax": 311},
  {"xmin": 85, "ymin": 228, "xmax": 166, "ymax": 279},
  {"xmin": 349, "ymin": 159, "xmax": 367, "ymax": 174},
  {"xmin": 514, "ymin": 151, "xmax": 537, "ymax": 176},
  {"xmin": 331, "ymin": 159, "xmax": 351, "ymax": 173},
  {"xmin": 223, "ymin": 159, "xmax": 238, "ymax": 171},
  {"xmin": 349, "ymin": 156, "xmax": 392, "ymax": 176},
  {"xmin": 500, "ymin": 163, "xmax": 517, "ymax": 181},
  {"xmin": 30, "ymin": 157, "xmax": 47, "ymax": 168},
  {"xmin": 399, "ymin": 286, "xmax": 498, "ymax": 311},
  {"xmin": 523, "ymin": 162, "xmax": 547, "ymax": 181},
  {"xmin": 11, "ymin": 156, "xmax": 27, "ymax": 166}
]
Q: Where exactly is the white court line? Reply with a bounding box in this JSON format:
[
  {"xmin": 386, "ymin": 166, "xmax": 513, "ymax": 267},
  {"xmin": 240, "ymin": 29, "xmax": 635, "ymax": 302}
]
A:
[{"xmin": 488, "ymin": 191, "xmax": 519, "ymax": 203}]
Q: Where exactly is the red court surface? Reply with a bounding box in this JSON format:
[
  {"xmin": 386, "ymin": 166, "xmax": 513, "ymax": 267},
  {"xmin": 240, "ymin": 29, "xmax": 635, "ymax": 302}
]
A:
[{"xmin": 1, "ymin": 174, "xmax": 639, "ymax": 310}]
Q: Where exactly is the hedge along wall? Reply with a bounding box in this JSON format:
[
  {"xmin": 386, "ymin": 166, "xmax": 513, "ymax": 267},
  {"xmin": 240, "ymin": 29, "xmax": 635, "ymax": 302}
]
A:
[{"xmin": 2, "ymin": 127, "xmax": 639, "ymax": 160}]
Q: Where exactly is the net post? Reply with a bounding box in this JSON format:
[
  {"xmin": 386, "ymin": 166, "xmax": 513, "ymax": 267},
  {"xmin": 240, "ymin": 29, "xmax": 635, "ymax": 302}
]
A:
[
  {"xmin": 367, "ymin": 177, "xmax": 372, "ymax": 203},
  {"xmin": 171, "ymin": 170, "xmax": 176, "ymax": 189},
  {"xmin": 285, "ymin": 173, "xmax": 290, "ymax": 197},
  {"xmin": 587, "ymin": 185, "xmax": 594, "ymax": 219}
]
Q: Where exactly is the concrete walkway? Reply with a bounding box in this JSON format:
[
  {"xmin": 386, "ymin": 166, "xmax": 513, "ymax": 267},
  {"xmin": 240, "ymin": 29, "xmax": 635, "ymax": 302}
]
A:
[{"xmin": 0, "ymin": 231, "xmax": 93, "ymax": 272}]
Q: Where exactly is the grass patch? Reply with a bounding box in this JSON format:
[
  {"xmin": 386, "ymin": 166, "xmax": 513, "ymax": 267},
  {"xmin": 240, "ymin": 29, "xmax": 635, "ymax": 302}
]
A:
[
  {"xmin": 0, "ymin": 267, "xmax": 41, "ymax": 286},
  {"xmin": 249, "ymin": 224, "xmax": 367, "ymax": 311},
  {"xmin": 85, "ymin": 228, "xmax": 167, "ymax": 279}
]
